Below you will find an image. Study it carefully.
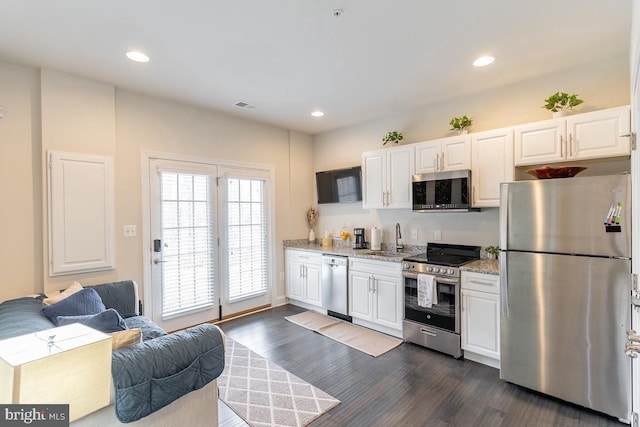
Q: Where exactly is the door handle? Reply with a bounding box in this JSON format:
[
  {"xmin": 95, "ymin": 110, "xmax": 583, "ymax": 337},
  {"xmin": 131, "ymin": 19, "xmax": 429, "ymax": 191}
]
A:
[{"xmin": 153, "ymin": 258, "xmax": 166, "ymax": 264}]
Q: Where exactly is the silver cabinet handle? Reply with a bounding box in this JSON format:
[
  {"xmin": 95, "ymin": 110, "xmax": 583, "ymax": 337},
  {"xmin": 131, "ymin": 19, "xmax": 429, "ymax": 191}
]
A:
[
  {"xmin": 153, "ymin": 258, "xmax": 166, "ymax": 264},
  {"xmin": 440, "ymin": 152, "xmax": 445, "ymax": 171},
  {"xmin": 560, "ymin": 135, "xmax": 564, "ymax": 157},
  {"xmin": 569, "ymin": 134, "xmax": 574, "ymax": 157},
  {"xmin": 436, "ymin": 153, "xmax": 440, "ymax": 171}
]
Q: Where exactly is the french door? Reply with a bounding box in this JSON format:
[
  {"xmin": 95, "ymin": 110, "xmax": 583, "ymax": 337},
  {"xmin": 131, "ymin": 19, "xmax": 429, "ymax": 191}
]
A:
[{"xmin": 148, "ymin": 158, "xmax": 272, "ymax": 332}]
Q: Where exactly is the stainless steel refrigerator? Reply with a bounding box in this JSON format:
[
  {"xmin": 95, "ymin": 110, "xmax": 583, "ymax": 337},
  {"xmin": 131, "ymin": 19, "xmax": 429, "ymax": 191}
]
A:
[{"xmin": 499, "ymin": 174, "xmax": 632, "ymax": 421}]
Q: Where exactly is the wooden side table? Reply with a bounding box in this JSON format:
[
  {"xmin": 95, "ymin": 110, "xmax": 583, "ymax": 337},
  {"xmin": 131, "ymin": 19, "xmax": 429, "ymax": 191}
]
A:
[{"xmin": 0, "ymin": 323, "xmax": 112, "ymax": 422}]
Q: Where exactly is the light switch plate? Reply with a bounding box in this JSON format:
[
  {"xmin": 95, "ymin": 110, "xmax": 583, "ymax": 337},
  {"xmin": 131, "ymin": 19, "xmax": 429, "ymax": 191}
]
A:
[
  {"xmin": 124, "ymin": 225, "xmax": 137, "ymax": 237},
  {"xmin": 411, "ymin": 229, "xmax": 418, "ymax": 240}
]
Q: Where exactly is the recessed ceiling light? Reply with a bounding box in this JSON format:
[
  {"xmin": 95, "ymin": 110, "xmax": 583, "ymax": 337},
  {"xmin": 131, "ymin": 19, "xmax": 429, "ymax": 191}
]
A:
[
  {"xmin": 473, "ymin": 56, "xmax": 495, "ymax": 67},
  {"xmin": 311, "ymin": 111, "xmax": 325, "ymax": 117},
  {"xmin": 126, "ymin": 51, "xmax": 150, "ymax": 63}
]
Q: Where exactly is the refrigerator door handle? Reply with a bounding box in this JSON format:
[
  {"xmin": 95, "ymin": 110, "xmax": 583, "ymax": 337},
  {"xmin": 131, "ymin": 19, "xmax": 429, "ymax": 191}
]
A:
[
  {"xmin": 499, "ymin": 183, "xmax": 508, "ymax": 249},
  {"xmin": 500, "ymin": 250, "xmax": 508, "ymax": 317}
]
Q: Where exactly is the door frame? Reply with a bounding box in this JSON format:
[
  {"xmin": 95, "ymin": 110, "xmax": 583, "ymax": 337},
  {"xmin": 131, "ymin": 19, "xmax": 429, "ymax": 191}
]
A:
[{"xmin": 141, "ymin": 150, "xmax": 277, "ymax": 322}]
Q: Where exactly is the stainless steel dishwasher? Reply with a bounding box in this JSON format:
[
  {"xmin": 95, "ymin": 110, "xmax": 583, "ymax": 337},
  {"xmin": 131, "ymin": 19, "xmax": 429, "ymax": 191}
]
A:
[{"xmin": 321, "ymin": 255, "xmax": 351, "ymax": 322}]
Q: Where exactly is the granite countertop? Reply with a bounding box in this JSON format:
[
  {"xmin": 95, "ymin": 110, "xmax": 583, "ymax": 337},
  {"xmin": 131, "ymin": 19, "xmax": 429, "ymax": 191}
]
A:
[
  {"xmin": 283, "ymin": 239, "xmax": 423, "ymax": 263},
  {"xmin": 461, "ymin": 259, "xmax": 499, "ymax": 275}
]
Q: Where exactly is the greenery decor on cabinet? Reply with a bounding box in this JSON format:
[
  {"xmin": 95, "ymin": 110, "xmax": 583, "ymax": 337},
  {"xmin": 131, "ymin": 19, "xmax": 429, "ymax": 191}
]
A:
[
  {"xmin": 449, "ymin": 116, "xmax": 473, "ymax": 133},
  {"xmin": 382, "ymin": 131, "xmax": 403, "ymax": 146},
  {"xmin": 542, "ymin": 92, "xmax": 584, "ymax": 114},
  {"xmin": 484, "ymin": 246, "xmax": 500, "ymax": 259}
]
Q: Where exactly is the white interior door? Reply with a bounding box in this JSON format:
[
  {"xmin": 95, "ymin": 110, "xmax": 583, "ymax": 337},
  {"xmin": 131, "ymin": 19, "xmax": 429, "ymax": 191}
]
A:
[{"xmin": 149, "ymin": 159, "xmax": 219, "ymax": 332}]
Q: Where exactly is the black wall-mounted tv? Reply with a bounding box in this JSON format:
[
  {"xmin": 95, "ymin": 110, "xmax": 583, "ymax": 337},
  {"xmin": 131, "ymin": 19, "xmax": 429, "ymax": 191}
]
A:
[{"xmin": 315, "ymin": 166, "xmax": 362, "ymax": 204}]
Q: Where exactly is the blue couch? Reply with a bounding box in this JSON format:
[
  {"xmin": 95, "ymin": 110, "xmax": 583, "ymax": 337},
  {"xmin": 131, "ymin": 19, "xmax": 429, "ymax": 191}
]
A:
[{"xmin": 0, "ymin": 280, "xmax": 225, "ymax": 425}]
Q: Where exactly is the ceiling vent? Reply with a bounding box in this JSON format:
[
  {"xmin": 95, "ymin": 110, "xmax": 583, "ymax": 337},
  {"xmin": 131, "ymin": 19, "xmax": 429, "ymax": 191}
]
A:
[{"xmin": 235, "ymin": 101, "xmax": 257, "ymax": 110}]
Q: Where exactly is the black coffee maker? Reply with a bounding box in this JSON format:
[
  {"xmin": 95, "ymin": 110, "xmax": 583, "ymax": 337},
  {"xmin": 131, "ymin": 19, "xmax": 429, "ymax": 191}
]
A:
[{"xmin": 353, "ymin": 228, "xmax": 366, "ymax": 249}]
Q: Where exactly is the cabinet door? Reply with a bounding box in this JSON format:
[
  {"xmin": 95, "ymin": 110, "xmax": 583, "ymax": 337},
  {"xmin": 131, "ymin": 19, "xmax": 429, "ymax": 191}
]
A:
[
  {"xmin": 441, "ymin": 136, "xmax": 471, "ymax": 171},
  {"xmin": 304, "ymin": 262, "xmax": 323, "ymax": 307},
  {"xmin": 349, "ymin": 270, "xmax": 373, "ymax": 321},
  {"xmin": 415, "ymin": 141, "xmax": 440, "ymax": 174},
  {"xmin": 514, "ymin": 119, "xmax": 566, "ymax": 166},
  {"xmin": 286, "ymin": 259, "xmax": 304, "ymax": 300},
  {"xmin": 373, "ymin": 274, "xmax": 402, "ymax": 330},
  {"xmin": 386, "ymin": 146, "xmax": 414, "ymax": 208},
  {"xmin": 471, "ymin": 128, "xmax": 514, "ymax": 208},
  {"xmin": 567, "ymin": 106, "xmax": 631, "ymax": 160},
  {"xmin": 362, "ymin": 151, "xmax": 386, "ymax": 209},
  {"xmin": 461, "ymin": 289, "xmax": 500, "ymax": 360}
]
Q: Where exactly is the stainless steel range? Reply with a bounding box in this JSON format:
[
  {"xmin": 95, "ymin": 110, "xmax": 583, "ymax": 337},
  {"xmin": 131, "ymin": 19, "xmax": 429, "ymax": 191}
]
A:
[{"xmin": 402, "ymin": 243, "xmax": 480, "ymax": 358}]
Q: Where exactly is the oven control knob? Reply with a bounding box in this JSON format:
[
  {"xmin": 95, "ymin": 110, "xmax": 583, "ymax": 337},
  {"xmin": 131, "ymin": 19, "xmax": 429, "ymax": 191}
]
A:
[
  {"xmin": 403, "ymin": 263, "xmax": 409, "ymax": 269},
  {"xmin": 434, "ymin": 267, "xmax": 441, "ymax": 273},
  {"xmin": 427, "ymin": 266, "xmax": 433, "ymax": 272},
  {"xmin": 447, "ymin": 269, "xmax": 454, "ymax": 275}
]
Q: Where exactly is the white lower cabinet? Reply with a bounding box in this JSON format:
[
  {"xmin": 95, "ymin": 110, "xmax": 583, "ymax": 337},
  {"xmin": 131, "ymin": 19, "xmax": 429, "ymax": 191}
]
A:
[
  {"xmin": 461, "ymin": 271, "xmax": 500, "ymax": 367},
  {"xmin": 285, "ymin": 249, "xmax": 323, "ymax": 308},
  {"xmin": 349, "ymin": 257, "xmax": 403, "ymax": 336}
]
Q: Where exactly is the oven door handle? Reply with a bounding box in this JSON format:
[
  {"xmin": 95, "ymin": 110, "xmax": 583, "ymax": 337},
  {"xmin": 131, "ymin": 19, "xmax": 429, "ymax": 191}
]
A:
[{"xmin": 403, "ymin": 272, "xmax": 459, "ymax": 285}]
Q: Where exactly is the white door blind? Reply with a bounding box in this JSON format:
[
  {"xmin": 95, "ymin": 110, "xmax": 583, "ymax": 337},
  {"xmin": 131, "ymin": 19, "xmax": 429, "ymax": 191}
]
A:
[
  {"xmin": 160, "ymin": 172, "xmax": 215, "ymax": 317},
  {"xmin": 226, "ymin": 177, "xmax": 267, "ymax": 301}
]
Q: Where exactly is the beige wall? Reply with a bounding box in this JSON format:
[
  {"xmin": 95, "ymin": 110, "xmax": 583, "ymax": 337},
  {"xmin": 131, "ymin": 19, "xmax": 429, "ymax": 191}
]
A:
[
  {"xmin": 312, "ymin": 55, "xmax": 631, "ymax": 248},
  {"xmin": 0, "ymin": 61, "xmax": 314, "ymax": 306},
  {"xmin": 0, "ymin": 62, "xmax": 42, "ymax": 301}
]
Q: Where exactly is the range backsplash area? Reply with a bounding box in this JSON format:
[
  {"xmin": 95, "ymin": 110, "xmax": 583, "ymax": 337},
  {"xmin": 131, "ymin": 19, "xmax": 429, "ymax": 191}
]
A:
[{"xmin": 314, "ymin": 203, "xmax": 499, "ymax": 248}]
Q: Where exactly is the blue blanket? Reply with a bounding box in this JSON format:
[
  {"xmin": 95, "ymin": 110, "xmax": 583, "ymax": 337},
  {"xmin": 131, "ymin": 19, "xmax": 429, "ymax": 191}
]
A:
[{"xmin": 111, "ymin": 324, "xmax": 225, "ymax": 423}]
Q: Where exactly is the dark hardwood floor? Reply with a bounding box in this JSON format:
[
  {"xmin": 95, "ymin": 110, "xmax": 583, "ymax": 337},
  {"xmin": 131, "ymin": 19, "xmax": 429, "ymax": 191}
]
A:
[{"xmin": 217, "ymin": 304, "xmax": 625, "ymax": 427}]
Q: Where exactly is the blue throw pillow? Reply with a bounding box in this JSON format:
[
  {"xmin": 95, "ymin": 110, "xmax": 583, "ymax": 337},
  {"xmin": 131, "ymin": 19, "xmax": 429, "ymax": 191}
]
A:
[
  {"xmin": 42, "ymin": 287, "xmax": 106, "ymax": 323},
  {"xmin": 56, "ymin": 308, "xmax": 128, "ymax": 333}
]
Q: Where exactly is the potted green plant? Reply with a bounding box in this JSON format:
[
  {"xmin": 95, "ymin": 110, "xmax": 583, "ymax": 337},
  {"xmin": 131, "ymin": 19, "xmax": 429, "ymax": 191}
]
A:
[
  {"xmin": 543, "ymin": 92, "xmax": 584, "ymax": 117},
  {"xmin": 484, "ymin": 245, "xmax": 500, "ymax": 260},
  {"xmin": 449, "ymin": 116, "xmax": 473, "ymax": 134},
  {"xmin": 382, "ymin": 131, "xmax": 403, "ymax": 146}
]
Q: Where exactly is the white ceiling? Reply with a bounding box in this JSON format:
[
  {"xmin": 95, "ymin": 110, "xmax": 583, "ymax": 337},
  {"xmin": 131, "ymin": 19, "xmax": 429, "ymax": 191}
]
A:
[{"xmin": 0, "ymin": 1, "xmax": 631, "ymax": 135}]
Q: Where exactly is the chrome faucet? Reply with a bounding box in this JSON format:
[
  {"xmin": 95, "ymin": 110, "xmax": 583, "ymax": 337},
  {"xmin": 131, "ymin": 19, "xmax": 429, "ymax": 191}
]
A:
[{"xmin": 395, "ymin": 223, "xmax": 404, "ymax": 252}]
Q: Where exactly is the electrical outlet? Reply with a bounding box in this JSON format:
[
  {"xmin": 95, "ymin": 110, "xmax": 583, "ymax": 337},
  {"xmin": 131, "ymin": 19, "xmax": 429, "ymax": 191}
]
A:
[
  {"xmin": 280, "ymin": 272, "xmax": 285, "ymax": 281},
  {"xmin": 124, "ymin": 225, "xmax": 137, "ymax": 237},
  {"xmin": 411, "ymin": 229, "xmax": 418, "ymax": 240},
  {"xmin": 434, "ymin": 229, "xmax": 442, "ymax": 241}
]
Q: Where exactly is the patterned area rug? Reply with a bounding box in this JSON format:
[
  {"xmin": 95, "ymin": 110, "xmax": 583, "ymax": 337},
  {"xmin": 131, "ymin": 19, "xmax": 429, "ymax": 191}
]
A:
[
  {"xmin": 285, "ymin": 311, "xmax": 403, "ymax": 357},
  {"xmin": 218, "ymin": 338, "xmax": 340, "ymax": 427}
]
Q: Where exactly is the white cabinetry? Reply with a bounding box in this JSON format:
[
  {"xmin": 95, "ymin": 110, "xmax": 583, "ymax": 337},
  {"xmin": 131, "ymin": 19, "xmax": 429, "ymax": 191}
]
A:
[
  {"xmin": 362, "ymin": 146, "xmax": 414, "ymax": 209},
  {"xmin": 285, "ymin": 249, "xmax": 323, "ymax": 308},
  {"xmin": 514, "ymin": 106, "xmax": 630, "ymax": 166},
  {"xmin": 471, "ymin": 128, "xmax": 514, "ymax": 208},
  {"xmin": 461, "ymin": 271, "xmax": 500, "ymax": 368},
  {"xmin": 348, "ymin": 257, "xmax": 403, "ymax": 337},
  {"xmin": 415, "ymin": 135, "xmax": 471, "ymax": 174}
]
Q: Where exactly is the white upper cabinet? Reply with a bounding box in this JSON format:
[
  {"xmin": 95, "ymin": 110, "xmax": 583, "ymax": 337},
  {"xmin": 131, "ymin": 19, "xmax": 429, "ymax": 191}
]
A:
[
  {"xmin": 415, "ymin": 135, "xmax": 471, "ymax": 174},
  {"xmin": 514, "ymin": 106, "xmax": 630, "ymax": 166},
  {"xmin": 471, "ymin": 128, "xmax": 514, "ymax": 208},
  {"xmin": 362, "ymin": 146, "xmax": 414, "ymax": 209}
]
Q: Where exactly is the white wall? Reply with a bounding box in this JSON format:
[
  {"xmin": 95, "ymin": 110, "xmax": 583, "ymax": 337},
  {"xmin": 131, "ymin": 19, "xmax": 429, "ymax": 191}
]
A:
[{"xmin": 313, "ymin": 55, "xmax": 630, "ymax": 248}]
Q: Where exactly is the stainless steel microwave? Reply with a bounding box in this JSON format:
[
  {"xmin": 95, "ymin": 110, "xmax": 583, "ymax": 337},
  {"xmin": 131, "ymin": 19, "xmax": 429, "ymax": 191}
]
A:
[{"xmin": 412, "ymin": 170, "xmax": 478, "ymax": 212}]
